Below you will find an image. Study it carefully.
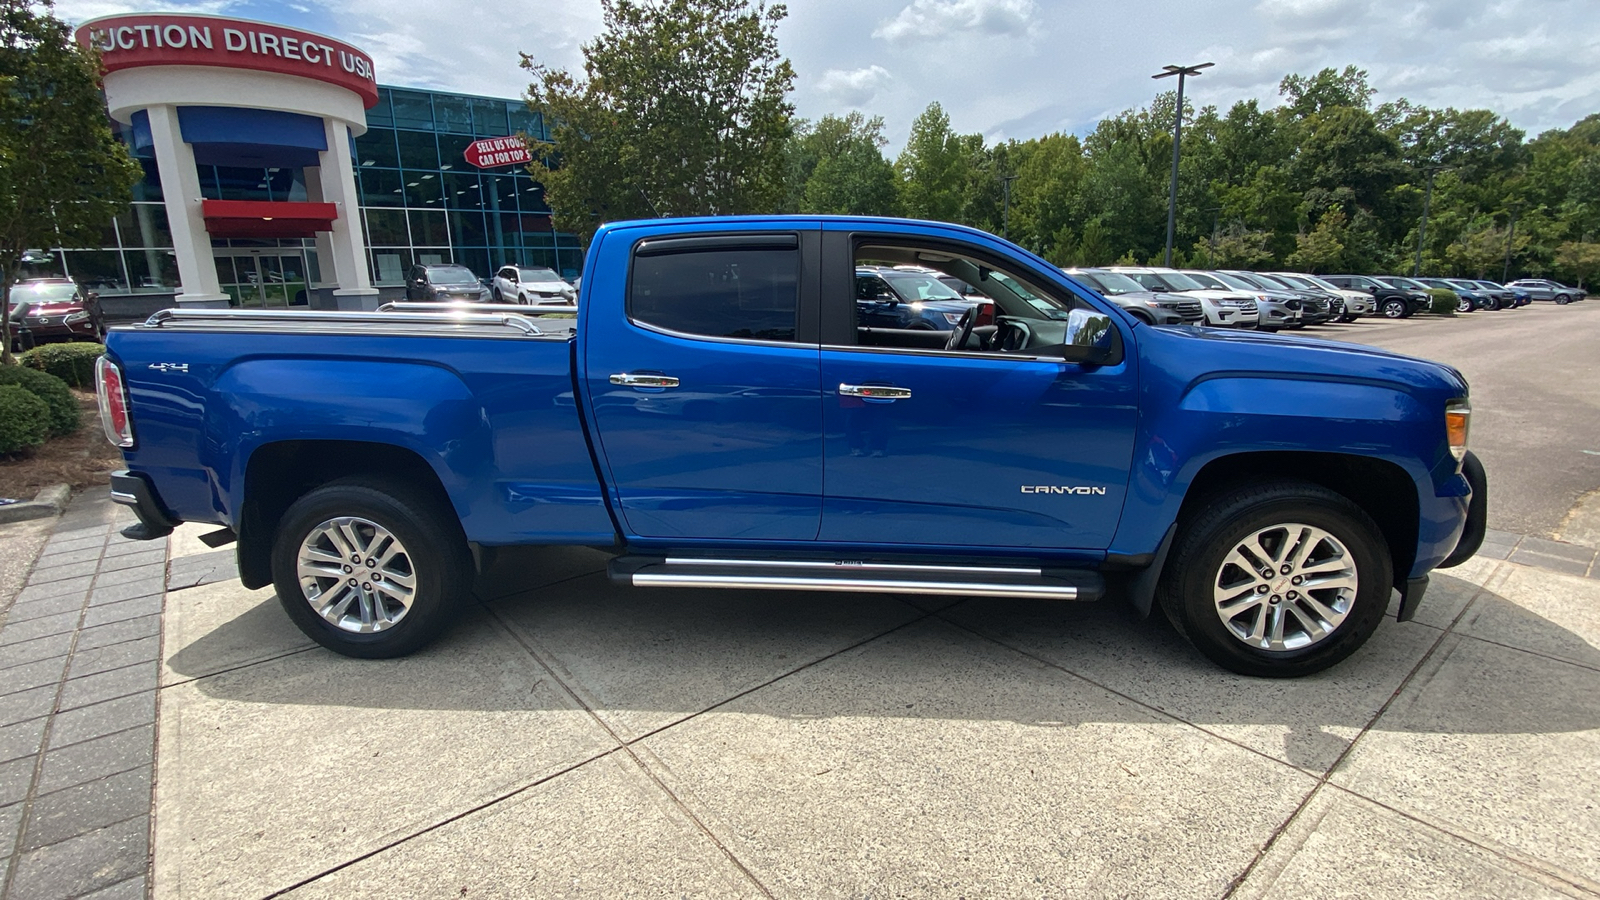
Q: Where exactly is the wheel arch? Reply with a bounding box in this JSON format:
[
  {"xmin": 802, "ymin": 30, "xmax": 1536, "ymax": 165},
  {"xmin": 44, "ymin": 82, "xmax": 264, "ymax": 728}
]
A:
[
  {"xmin": 1128, "ymin": 450, "xmax": 1418, "ymax": 617},
  {"xmin": 237, "ymin": 440, "xmax": 454, "ymax": 589}
]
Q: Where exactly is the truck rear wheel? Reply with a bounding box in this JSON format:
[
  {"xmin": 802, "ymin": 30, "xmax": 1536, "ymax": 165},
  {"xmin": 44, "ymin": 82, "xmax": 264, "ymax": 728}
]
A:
[
  {"xmin": 271, "ymin": 477, "xmax": 471, "ymax": 658},
  {"xmin": 1157, "ymin": 480, "xmax": 1391, "ymax": 677}
]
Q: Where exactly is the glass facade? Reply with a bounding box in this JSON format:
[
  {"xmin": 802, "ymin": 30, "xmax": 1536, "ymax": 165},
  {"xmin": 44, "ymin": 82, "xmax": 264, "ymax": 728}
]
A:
[{"xmin": 19, "ymin": 84, "xmax": 580, "ymax": 306}]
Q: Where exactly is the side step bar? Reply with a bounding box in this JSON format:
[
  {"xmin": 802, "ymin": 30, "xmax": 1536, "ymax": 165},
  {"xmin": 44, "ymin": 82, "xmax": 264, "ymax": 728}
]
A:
[{"xmin": 609, "ymin": 556, "xmax": 1103, "ymax": 601}]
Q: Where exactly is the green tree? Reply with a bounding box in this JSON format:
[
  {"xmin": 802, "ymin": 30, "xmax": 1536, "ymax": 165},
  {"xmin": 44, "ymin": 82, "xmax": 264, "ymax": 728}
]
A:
[
  {"xmin": 1279, "ymin": 66, "xmax": 1376, "ymax": 118},
  {"xmin": 1446, "ymin": 225, "xmax": 1511, "ymax": 277},
  {"xmin": 785, "ymin": 112, "xmax": 897, "ymax": 216},
  {"xmin": 1552, "ymin": 240, "xmax": 1600, "ymax": 288},
  {"xmin": 520, "ymin": 0, "xmax": 795, "ymax": 240},
  {"xmin": 895, "ymin": 102, "xmax": 968, "ymax": 223},
  {"xmin": 1210, "ymin": 225, "xmax": 1275, "ymax": 268},
  {"xmin": 0, "ymin": 0, "xmax": 140, "ymax": 364},
  {"xmin": 1285, "ymin": 209, "xmax": 1347, "ymax": 272}
]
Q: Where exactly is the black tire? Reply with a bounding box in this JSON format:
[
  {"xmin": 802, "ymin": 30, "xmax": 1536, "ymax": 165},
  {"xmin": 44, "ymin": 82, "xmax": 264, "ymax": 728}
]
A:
[
  {"xmin": 1156, "ymin": 480, "xmax": 1392, "ymax": 677},
  {"xmin": 491, "ymin": 287, "xmax": 503, "ymax": 302},
  {"xmin": 271, "ymin": 477, "xmax": 472, "ymax": 659},
  {"xmin": 1456, "ymin": 296, "xmax": 1473, "ymax": 313},
  {"xmin": 1556, "ymin": 294, "xmax": 1571, "ymax": 305},
  {"xmin": 1482, "ymin": 296, "xmax": 1500, "ymax": 311},
  {"xmin": 1381, "ymin": 298, "xmax": 1407, "ymax": 318}
]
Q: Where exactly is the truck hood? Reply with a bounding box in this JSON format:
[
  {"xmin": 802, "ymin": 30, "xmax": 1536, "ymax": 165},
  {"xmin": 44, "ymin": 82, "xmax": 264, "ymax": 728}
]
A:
[{"xmin": 1148, "ymin": 323, "xmax": 1468, "ymax": 394}]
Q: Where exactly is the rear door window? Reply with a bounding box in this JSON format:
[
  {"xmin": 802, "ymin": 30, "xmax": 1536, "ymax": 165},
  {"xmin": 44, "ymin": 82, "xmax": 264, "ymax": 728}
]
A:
[{"xmin": 630, "ymin": 239, "xmax": 800, "ymax": 342}]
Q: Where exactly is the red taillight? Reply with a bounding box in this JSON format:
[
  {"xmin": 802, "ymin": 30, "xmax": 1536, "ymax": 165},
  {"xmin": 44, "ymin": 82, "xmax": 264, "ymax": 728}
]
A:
[{"xmin": 96, "ymin": 356, "xmax": 133, "ymax": 448}]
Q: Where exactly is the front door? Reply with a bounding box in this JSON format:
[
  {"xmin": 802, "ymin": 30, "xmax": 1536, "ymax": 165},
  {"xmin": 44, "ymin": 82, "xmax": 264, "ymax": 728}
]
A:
[
  {"xmin": 819, "ymin": 227, "xmax": 1139, "ymax": 550},
  {"xmin": 583, "ymin": 229, "xmax": 824, "ymax": 542},
  {"xmin": 214, "ymin": 251, "xmax": 311, "ymax": 307}
]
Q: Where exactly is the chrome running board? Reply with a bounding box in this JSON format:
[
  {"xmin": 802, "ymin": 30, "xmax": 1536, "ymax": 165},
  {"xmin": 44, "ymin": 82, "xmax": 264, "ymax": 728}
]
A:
[{"xmin": 609, "ymin": 556, "xmax": 1103, "ymax": 601}]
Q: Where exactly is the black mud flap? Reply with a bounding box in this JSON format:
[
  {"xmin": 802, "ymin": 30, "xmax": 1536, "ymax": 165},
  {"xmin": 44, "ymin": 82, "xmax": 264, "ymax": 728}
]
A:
[{"xmin": 1438, "ymin": 450, "xmax": 1487, "ymax": 569}]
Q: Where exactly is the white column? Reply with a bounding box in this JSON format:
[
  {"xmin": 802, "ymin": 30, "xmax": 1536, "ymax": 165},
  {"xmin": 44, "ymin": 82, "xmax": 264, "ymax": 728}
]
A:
[
  {"xmin": 144, "ymin": 104, "xmax": 230, "ymax": 308},
  {"xmin": 302, "ymin": 167, "xmax": 340, "ymax": 311},
  {"xmin": 318, "ymin": 120, "xmax": 379, "ymax": 310}
]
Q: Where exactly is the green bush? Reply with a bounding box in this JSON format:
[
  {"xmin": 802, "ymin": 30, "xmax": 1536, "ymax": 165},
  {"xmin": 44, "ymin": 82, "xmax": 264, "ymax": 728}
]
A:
[
  {"xmin": 1426, "ymin": 288, "xmax": 1458, "ymax": 315},
  {"xmin": 0, "ymin": 384, "xmax": 51, "ymax": 454},
  {"xmin": 0, "ymin": 364, "xmax": 78, "ymax": 436},
  {"xmin": 20, "ymin": 341, "xmax": 103, "ymax": 389}
]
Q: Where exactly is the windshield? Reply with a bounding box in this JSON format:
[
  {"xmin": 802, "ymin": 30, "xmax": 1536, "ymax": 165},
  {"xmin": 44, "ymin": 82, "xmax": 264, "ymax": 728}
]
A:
[
  {"xmin": 1210, "ymin": 271, "xmax": 1263, "ymax": 292},
  {"xmin": 426, "ymin": 266, "xmax": 478, "ymax": 285},
  {"xmin": 1446, "ymin": 280, "xmax": 1480, "ymax": 291},
  {"xmin": 1384, "ymin": 276, "xmax": 1425, "ymax": 290},
  {"xmin": 881, "ymin": 272, "xmax": 963, "ymax": 301},
  {"xmin": 1475, "ymin": 281, "xmax": 1503, "ymax": 289},
  {"xmin": 10, "ymin": 282, "xmax": 77, "ymax": 304},
  {"xmin": 518, "ymin": 267, "xmax": 563, "ymax": 284},
  {"xmin": 1079, "ymin": 271, "xmax": 1143, "ymax": 295},
  {"xmin": 1300, "ymin": 274, "xmax": 1342, "ymax": 292},
  {"xmin": 1181, "ymin": 272, "xmax": 1226, "ymax": 290},
  {"xmin": 1247, "ymin": 273, "xmax": 1294, "ymax": 290},
  {"xmin": 1272, "ymin": 274, "xmax": 1314, "ymax": 289},
  {"xmin": 1131, "ymin": 271, "xmax": 1205, "ymax": 291}
]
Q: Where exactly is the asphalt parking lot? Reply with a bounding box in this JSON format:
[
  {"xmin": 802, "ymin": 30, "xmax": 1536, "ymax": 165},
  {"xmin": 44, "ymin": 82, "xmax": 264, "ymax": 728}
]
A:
[{"xmin": 2, "ymin": 300, "xmax": 1598, "ymax": 899}]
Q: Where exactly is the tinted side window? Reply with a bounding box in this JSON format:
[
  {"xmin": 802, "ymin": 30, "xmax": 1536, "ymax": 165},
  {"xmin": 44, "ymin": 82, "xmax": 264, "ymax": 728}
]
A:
[{"xmin": 630, "ymin": 248, "xmax": 798, "ymax": 342}]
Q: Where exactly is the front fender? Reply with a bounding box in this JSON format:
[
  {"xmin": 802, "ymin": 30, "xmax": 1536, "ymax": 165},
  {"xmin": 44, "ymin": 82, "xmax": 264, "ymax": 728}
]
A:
[{"xmin": 1111, "ymin": 361, "xmax": 1470, "ymax": 576}]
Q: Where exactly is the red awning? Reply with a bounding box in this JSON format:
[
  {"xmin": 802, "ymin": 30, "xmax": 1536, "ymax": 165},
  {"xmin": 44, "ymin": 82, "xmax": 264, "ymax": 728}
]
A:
[{"xmin": 201, "ymin": 200, "xmax": 337, "ymax": 239}]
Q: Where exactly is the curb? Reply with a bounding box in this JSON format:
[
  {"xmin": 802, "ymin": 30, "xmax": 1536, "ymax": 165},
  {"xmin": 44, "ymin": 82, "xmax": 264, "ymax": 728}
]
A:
[{"xmin": 0, "ymin": 482, "xmax": 71, "ymax": 523}]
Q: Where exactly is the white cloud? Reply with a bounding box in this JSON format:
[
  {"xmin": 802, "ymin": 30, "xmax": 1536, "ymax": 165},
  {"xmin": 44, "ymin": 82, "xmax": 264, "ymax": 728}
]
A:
[
  {"xmin": 817, "ymin": 65, "xmax": 892, "ymax": 107},
  {"xmin": 56, "ymin": 0, "xmax": 234, "ymax": 22},
  {"xmin": 872, "ymin": 0, "xmax": 1038, "ymax": 44}
]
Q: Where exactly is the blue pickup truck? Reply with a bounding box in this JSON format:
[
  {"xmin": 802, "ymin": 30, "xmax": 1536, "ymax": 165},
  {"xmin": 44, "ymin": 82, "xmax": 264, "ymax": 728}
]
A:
[{"xmin": 97, "ymin": 216, "xmax": 1486, "ymax": 678}]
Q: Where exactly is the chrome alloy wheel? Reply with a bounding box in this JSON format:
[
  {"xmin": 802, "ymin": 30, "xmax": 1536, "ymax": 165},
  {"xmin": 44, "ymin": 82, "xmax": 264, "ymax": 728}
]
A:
[
  {"xmin": 1212, "ymin": 522, "xmax": 1358, "ymax": 651},
  {"xmin": 296, "ymin": 517, "xmax": 417, "ymax": 633}
]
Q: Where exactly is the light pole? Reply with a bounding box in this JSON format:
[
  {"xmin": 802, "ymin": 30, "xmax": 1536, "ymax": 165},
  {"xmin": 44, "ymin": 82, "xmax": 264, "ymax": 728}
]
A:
[
  {"xmin": 1001, "ymin": 174, "xmax": 1019, "ymax": 241},
  {"xmin": 1153, "ymin": 62, "xmax": 1213, "ymax": 267},
  {"xmin": 1413, "ymin": 165, "xmax": 1450, "ymax": 277},
  {"xmin": 1502, "ymin": 202, "xmax": 1523, "ymax": 283}
]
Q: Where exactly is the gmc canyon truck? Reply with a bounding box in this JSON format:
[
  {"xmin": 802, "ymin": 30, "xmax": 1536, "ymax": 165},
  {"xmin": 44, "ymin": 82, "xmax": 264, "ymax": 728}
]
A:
[{"xmin": 98, "ymin": 216, "xmax": 1487, "ymax": 678}]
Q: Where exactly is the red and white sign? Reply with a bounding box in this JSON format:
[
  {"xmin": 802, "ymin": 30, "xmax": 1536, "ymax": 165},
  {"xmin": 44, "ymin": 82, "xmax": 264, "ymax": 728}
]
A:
[
  {"xmin": 464, "ymin": 136, "xmax": 532, "ymax": 169},
  {"xmin": 75, "ymin": 15, "xmax": 379, "ymax": 108}
]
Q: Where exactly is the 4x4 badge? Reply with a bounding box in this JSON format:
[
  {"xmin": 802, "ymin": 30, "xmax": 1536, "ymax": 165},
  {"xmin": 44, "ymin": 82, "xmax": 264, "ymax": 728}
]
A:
[{"xmin": 148, "ymin": 363, "xmax": 189, "ymax": 374}]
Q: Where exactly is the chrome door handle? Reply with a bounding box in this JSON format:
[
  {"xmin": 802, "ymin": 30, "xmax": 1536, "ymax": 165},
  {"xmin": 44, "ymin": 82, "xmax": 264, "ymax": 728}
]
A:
[
  {"xmin": 610, "ymin": 373, "xmax": 680, "ymax": 388},
  {"xmin": 839, "ymin": 383, "xmax": 911, "ymax": 400}
]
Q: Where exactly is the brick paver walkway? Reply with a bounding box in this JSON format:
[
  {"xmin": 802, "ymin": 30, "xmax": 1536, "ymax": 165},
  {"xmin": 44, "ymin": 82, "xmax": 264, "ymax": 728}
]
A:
[{"xmin": 0, "ymin": 495, "xmax": 163, "ymax": 900}]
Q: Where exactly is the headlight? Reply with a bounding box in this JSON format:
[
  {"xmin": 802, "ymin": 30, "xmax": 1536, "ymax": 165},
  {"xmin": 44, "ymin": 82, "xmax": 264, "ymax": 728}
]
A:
[
  {"xmin": 943, "ymin": 312, "xmax": 964, "ymax": 325},
  {"xmin": 65, "ymin": 311, "xmax": 90, "ymax": 323},
  {"xmin": 1446, "ymin": 399, "xmax": 1471, "ymax": 462}
]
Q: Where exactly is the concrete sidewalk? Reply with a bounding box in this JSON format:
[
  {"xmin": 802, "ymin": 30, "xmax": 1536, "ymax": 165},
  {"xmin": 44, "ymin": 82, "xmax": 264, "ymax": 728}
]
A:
[{"xmin": 5, "ymin": 496, "xmax": 1600, "ymax": 898}]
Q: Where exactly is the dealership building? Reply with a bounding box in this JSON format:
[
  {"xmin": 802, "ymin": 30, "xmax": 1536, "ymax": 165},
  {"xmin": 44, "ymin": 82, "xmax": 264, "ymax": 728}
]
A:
[{"xmin": 51, "ymin": 13, "xmax": 579, "ymax": 310}]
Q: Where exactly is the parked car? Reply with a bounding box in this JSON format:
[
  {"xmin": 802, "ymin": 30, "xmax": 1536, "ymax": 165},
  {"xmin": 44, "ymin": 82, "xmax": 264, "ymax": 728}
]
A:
[
  {"xmin": 1410, "ymin": 278, "xmax": 1478, "ymax": 313},
  {"xmin": 1465, "ymin": 278, "xmax": 1523, "ymax": 310},
  {"xmin": 1064, "ymin": 268, "xmax": 1198, "ymax": 325},
  {"xmin": 7, "ymin": 278, "xmax": 104, "ymax": 342},
  {"xmin": 1322, "ymin": 275, "xmax": 1428, "ymax": 318},
  {"xmin": 1417, "ymin": 278, "xmax": 1499, "ymax": 311},
  {"xmin": 1469, "ymin": 280, "xmax": 1525, "ymax": 308},
  {"xmin": 102, "ymin": 214, "xmax": 1485, "ymax": 678},
  {"xmin": 1178, "ymin": 270, "xmax": 1300, "ymax": 331},
  {"xmin": 405, "ymin": 264, "xmax": 491, "ymax": 303},
  {"xmin": 855, "ymin": 266, "xmax": 981, "ymax": 330},
  {"xmin": 1234, "ymin": 272, "xmax": 1343, "ymax": 324},
  {"xmin": 1505, "ymin": 279, "xmax": 1584, "ymax": 304},
  {"xmin": 1268, "ymin": 272, "xmax": 1372, "ymax": 320},
  {"xmin": 1106, "ymin": 266, "xmax": 1261, "ymax": 329},
  {"xmin": 492, "ymin": 265, "xmax": 575, "ymax": 305}
]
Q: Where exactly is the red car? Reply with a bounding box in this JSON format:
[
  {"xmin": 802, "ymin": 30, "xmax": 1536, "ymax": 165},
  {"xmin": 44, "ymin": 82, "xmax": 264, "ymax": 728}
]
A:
[{"xmin": 8, "ymin": 279, "xmax": 104, "ymax": 343}]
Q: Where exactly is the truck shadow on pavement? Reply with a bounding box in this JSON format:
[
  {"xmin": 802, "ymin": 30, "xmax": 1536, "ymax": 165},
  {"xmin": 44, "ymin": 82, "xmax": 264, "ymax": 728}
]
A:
[{"xmin": 167, "ymin": 547, "xmax": 1600, "ymax": 774}]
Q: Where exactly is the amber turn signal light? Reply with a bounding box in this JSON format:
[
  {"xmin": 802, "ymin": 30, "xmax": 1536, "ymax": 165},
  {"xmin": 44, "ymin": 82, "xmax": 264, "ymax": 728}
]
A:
[{"xmin": 1446, "ymin": 401, "xmax": 1471, "ymax": 462}]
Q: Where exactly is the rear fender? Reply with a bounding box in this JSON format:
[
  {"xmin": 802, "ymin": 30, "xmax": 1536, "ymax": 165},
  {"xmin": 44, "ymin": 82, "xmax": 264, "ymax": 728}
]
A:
[{"xmin": 205, "ymin": 358, "xmax": 486, "ymax": 529}]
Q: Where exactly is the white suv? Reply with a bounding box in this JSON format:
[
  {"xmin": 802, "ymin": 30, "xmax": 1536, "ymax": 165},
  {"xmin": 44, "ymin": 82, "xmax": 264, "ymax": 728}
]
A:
[
  {"xmin": 1106, "ymin": 266, "xmax": 1260, "ymax": 328},
  {"xmin": 492, "ymin": 266, "xmax": 576, "ymax": 305},
  {"xmin": 1269, "ymin": 272, "xmax": 1373, "ymax": 318}
]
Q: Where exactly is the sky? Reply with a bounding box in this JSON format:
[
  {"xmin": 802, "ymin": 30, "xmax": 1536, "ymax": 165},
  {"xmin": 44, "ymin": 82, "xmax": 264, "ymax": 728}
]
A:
[{"xmin": 57, "ymin": 0, "xmax": 1600, "ymax": 150}]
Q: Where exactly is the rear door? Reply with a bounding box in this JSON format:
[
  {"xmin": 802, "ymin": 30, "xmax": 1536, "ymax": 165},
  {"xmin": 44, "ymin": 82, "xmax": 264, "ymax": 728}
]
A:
[{"xmin": 583, "ymin": 228, "xmax": 824, "ymax": 541}]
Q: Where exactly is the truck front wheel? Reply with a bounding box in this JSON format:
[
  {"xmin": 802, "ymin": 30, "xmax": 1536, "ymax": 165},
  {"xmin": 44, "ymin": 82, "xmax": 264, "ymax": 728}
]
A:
[
  {"xmin": 1157, "ymin": 480, "xmax": 1392, "ymax": 677},
  {"xmin": 271, "ymin": 477, "xmax": 471, "ymax": 658}
]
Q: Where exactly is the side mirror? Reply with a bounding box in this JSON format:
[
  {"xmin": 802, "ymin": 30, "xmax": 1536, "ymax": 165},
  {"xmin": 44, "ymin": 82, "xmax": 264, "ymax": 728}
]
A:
[{"xmin": 1056, "ymin": 309, "xmax": 1120, "ymax": 366}]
